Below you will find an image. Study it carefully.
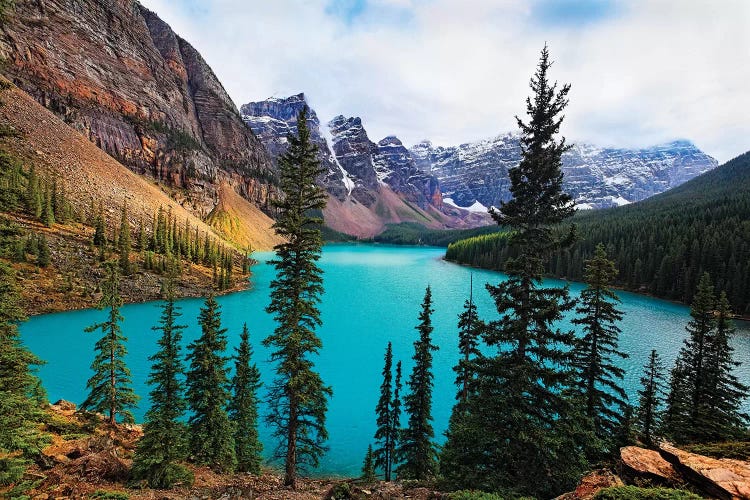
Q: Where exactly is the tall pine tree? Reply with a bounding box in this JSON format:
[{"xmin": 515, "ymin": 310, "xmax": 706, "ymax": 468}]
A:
[
  {"xmin": 118, "ymin": 201, "xmax": 132, "ymax": 275},
  {"xmin": 397, "ymin": 286, "xmax": 438, "ymax": 480},
  {"xmin": 185, "ymin": 296, "xmax": 236, "ymax": 472},
  {"xmin": 440, "ymin": 45, "xmax": 584, "ymax": 497},
  {"xmin": 455, "ymin": 275, "xmax": 482, "ymax": 404},
  {"xmin": 81, "ymin": 262, "xmax": 138, "ymax": 424},
  {"xmin": 664, "ymin": 274, "xmax": 749, "ymax": 442},
  {"xmin": 571, "ymin": 244, "xmax": 629, "ymax": 446},
  {"xmin": 229, "ymin": 323, "xmax": 263, "ymax": 474},
  {"xmin": 132, "ymin": 278, "xmax": 191, "ymax": 488},
  {"xmin": 704, "ymin": 292, "xmax": 749, "ymax": 440},
  {"xmin": 263, "ymin": 106, "xmax": 331, "ymax": 487},
  {"xmin": 0, "ymin": 262, "xmax": 49, "ymax": 485},
  {"xmin": 636, "ymin": 349, "xmax": 666, "ymax": 446},
  {"xmin": 374, "ymin": 342, "xmax": 395, "ymax": 481}
]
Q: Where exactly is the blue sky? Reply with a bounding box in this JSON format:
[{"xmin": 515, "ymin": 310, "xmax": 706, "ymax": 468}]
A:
[{"xmin": 139, "ymin": 0, "xmax": 750, "ymax": 162}]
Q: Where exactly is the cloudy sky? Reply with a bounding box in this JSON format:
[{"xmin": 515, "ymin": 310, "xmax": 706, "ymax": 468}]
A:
[{"xmin": 139, "ymin": 0, "xmax": 749, "ymax": 162}]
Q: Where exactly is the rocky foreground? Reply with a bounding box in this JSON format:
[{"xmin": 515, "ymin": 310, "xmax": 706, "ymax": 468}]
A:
[{"xmin": 11, "ymin": 401, "xmax": 750, "ymax": 499}]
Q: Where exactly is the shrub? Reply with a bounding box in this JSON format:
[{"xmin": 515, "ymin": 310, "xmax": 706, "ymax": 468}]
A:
[
  {"xmin": 593, "ymin": 486, "xmax": 702, "ymax": 500},
  {"xmin": 449, "ymin": 491, "xmax": 506, "ymax": 500},
  {"xmin": 89, "ymin": 490, "xmax": 129, "ymax": 500}
]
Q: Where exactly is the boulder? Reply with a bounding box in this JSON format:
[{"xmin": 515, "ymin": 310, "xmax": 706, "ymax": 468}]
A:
[
  {"xmin": 660, "ymin": 443, "xmax": 750, "ymax": 500},
  {"xmin": 620, "ymin": 446, "xmax": 680, "ymax": 485}
]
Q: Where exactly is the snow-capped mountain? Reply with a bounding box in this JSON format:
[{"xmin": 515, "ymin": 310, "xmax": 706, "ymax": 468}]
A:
[
  {"xmin": 240, "ymin": 94, "xmax": 350, "ymax": 200},
  {"xmin": 411, "ymin": 134, "xmax": 718, "ymax": 209},
  {"xmin": 241, "ymin": 95, "xmax": 484, "ymax": 237}
]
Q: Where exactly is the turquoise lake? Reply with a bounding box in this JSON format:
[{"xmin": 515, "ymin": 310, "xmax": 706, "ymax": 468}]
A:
[{"xmin": 19, "ymin": 244, "xmax": 750, "ymax": 477}]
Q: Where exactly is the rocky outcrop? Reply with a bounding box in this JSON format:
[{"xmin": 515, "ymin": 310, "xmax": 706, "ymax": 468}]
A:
[
  {"xmin": 660, "ymin": 443, "xmax": 750, "ymax": 500},
  {"xmin": 556, "ymin": 470, "xmax": 624, "ymax": 500},
  {"xmin": 411, "ymin": 135, "xmax": 718, "ymax": 210},
  {"xmin": 619, "ymin": 446, "xmax": 681, "ymax": 485},
  {"xmin": 619, "ymin": 445, "xmax": 750, "ymax": 499},
  {"xmin": 0, "ymin": 0, "xmax": 277, "ymax": 216}
]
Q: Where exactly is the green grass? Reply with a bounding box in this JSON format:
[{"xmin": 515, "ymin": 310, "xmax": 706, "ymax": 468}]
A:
[{"xmin": 682, "ymin": 440, "xmax": 750, "ymax": 460}]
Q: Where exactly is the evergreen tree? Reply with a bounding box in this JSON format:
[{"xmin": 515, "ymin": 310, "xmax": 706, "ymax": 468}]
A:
[
  {"xmin": 263, "ymin": 106, "xmax": 330, "ymax": 488},
  {"xmin": 700, "ymin": 291, "xmax": 748, "ymax": 440},
  {"xmin": 0, "ymin": 262, "xmax": 49, "ymax": 485},
  {"xmin": 229, "ymin": 323, "xmax": 263, "ymax": 474},
  {"xmin": 391, "ymin": 360, "xmax": 402, "ymax": 471},
  {"xmin": 440, "ymin": 45, "xmax": 584, "ymax": 497},
  {"xmin": 397, "ymin": 286, "xmax": 438, "ymax": 480},
  {"xmin": 36, "ymin": 234, "xmax": 51, "ymax": 268},
  {"xmin": 455, "ymin": 275, "xmax": 482, "ymax": 403},
  {"xmin": 571, "ymin": 244, "xmax": 629, "ymax": 445},
  {"xmin": 663, "ymin": 274, "xmax": 748, "ymax": 442},
  {"xmin": 42, "ymin": 184, "xmax": 54, "ymax": 227},
  {"xmin": 93, "ymin": 205, "xmax": 106, "ymax": 248},
  {"xmin": 374, "ymin": 342, "xmax": 395, "ymax": 481},
  {"xmin": 81, "ymin": 262, "xmax": 139, "ymax": 424},
  {"xmin": 132, "ymin": 278, "xmax": 192, "ymax": 488},
  {"xmin": 185, "ymin": 296, "xmax": 236, "ymax": 472},
  {"xmin": 25, "ymin": 165, "xmax": 41, "ymax": 217},
  {"xmin": 636, "ymin": 350, "xmax": 666, "ymax": 446},
  {"xmin": 361, "ymin": 445, "xmax": 376, "ymax": 483},
  {"xmin": 118, "ymin": 201, "xmax": 132, "ymax": 275}
]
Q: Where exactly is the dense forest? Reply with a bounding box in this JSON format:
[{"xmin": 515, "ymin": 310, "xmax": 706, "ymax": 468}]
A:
[{"xmin": 446, "ymin": 151, "xmax": 750, "ymax": 314}]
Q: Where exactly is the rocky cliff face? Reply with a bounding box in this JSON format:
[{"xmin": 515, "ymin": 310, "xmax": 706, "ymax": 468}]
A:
[
  {"xmin": 0, "ymin": 0, "xmax": 276, "ymax": 216},
  {"xmin": 412, "ymin": 134, "xmax": 717, "ymax": 210},
  {"xmin": 241, "ymin": 95, "xmax": 479, "ymax": 237},
  {"xmin": 241, "ymin": 95, "xmax": 441, "ymax": 210},
  {"xmin": 240, "ymin": 94, "xmax": 349, "ymax": 201}
]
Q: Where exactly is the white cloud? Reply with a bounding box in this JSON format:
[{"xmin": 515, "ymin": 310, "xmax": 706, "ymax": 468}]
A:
[{"xmin": 139, "ymin": 0, "xmax": 750, "ymax": 162}]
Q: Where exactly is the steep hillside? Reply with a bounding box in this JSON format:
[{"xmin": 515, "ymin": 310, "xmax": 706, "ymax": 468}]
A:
[
  {"xmin": 0, "ymin": 81, "xmax": 279, "ymax": 313},
  {"xmin": 447, "ymin": 151, "xmax": 750, "ymax": 314},
  {"xmin": 0, "ymin": 0, "xmax": 277, "ymax": 216}
]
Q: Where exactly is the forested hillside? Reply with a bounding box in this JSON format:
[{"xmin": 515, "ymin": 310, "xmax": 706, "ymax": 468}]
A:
[{"xmin": 446, "ymin": 151, "xmax": 750, "ymax": 314}]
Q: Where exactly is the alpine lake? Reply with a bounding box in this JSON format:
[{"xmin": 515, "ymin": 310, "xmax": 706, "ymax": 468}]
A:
[{"xmin": 19, "ymin": 244, "xmax": 750, "ymax": 477}]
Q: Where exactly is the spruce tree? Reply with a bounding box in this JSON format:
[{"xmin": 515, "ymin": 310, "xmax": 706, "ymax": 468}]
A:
[
  {"xmin": 228, "ymin": 323, "xmax": 263, "ymax": 474},
  {"xmin": 0, "ymin": 262, "xmax": 49, "ymax": 485},
  {"xmin": 263, "ymin": 106, "xmax": 331, "ymax": 488},
  {"xmin": 185, "ymin": 296, "xmax": 236, "ymax": 472},
  {"xmin": 361, "ymin": 445, "xmax": 376, "ymax": 483},
  {"xmin": 455, "ymin": 275, "xmax": 482, "ymax": 403},
  {"xmin": 42, "ymin": 184, "xmax": 54, "ymax": 227},
  {"xmin": 636, "ymin": 350, "xmax": 666, "ymax": 446},
  {"xmin": 93, "ymin": 205, "xmax": 106, "ymax": 248},
  {"xmin": 25, "ymin": 165, "xmax": 40, "ymax": 217},
  {"xmin": 81, "ymin": 262, "xmax": 139, "ymax": 424},
  {"xmin": 701, "ymin": 291, "xmax": 748, "ymax": 440},
  {"xmin": 36, "ymin": 234, "xmax": 51, "ymax": 268},
  {"xmin": 440, "ymin": 45, "xmax": 583, "ymax": 497},
  {"xmin": 397, "ymin": 286, "xmax": 438, "ymax": 480},
  {"xmin": 118, "ymin": 201, "xmax": 132, "ymax": 275},
  {"xmin": 391, "ymin": 360, "xmax": 402, "ymax": 471},
  {"xmin": 374, "ymin": 342, "xmax": 395, "ymax": 481},
  {"xmin": 571, "ymin": 244, "xmax": 629, "ymax": 445},
  {"xmin": 132, "ymin": 278, "xmax": 192, "ymax": 488}
]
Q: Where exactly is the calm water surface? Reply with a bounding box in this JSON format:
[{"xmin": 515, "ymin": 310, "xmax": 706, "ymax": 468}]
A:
[{"xmin": 19, "ymin": 244, "xmax": 750, "ymax": 477}]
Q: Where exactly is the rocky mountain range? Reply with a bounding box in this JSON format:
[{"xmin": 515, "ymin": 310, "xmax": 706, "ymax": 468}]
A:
[
  {"xmin": 242, "ymin": 94, "xmax": 480, "ymax": 237},
  {"xmin": 412, "ymin": 135, "xmax": 718, "ymax": 210},
  {"xmin": 243, "ymin": 94, "xmax": 717, "ymax": 220}
]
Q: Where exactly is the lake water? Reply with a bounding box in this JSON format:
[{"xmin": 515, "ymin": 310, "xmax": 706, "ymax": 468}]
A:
[{"xmin": 19, "ymin": 244, "xmax": 750, "ymax": 477}]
